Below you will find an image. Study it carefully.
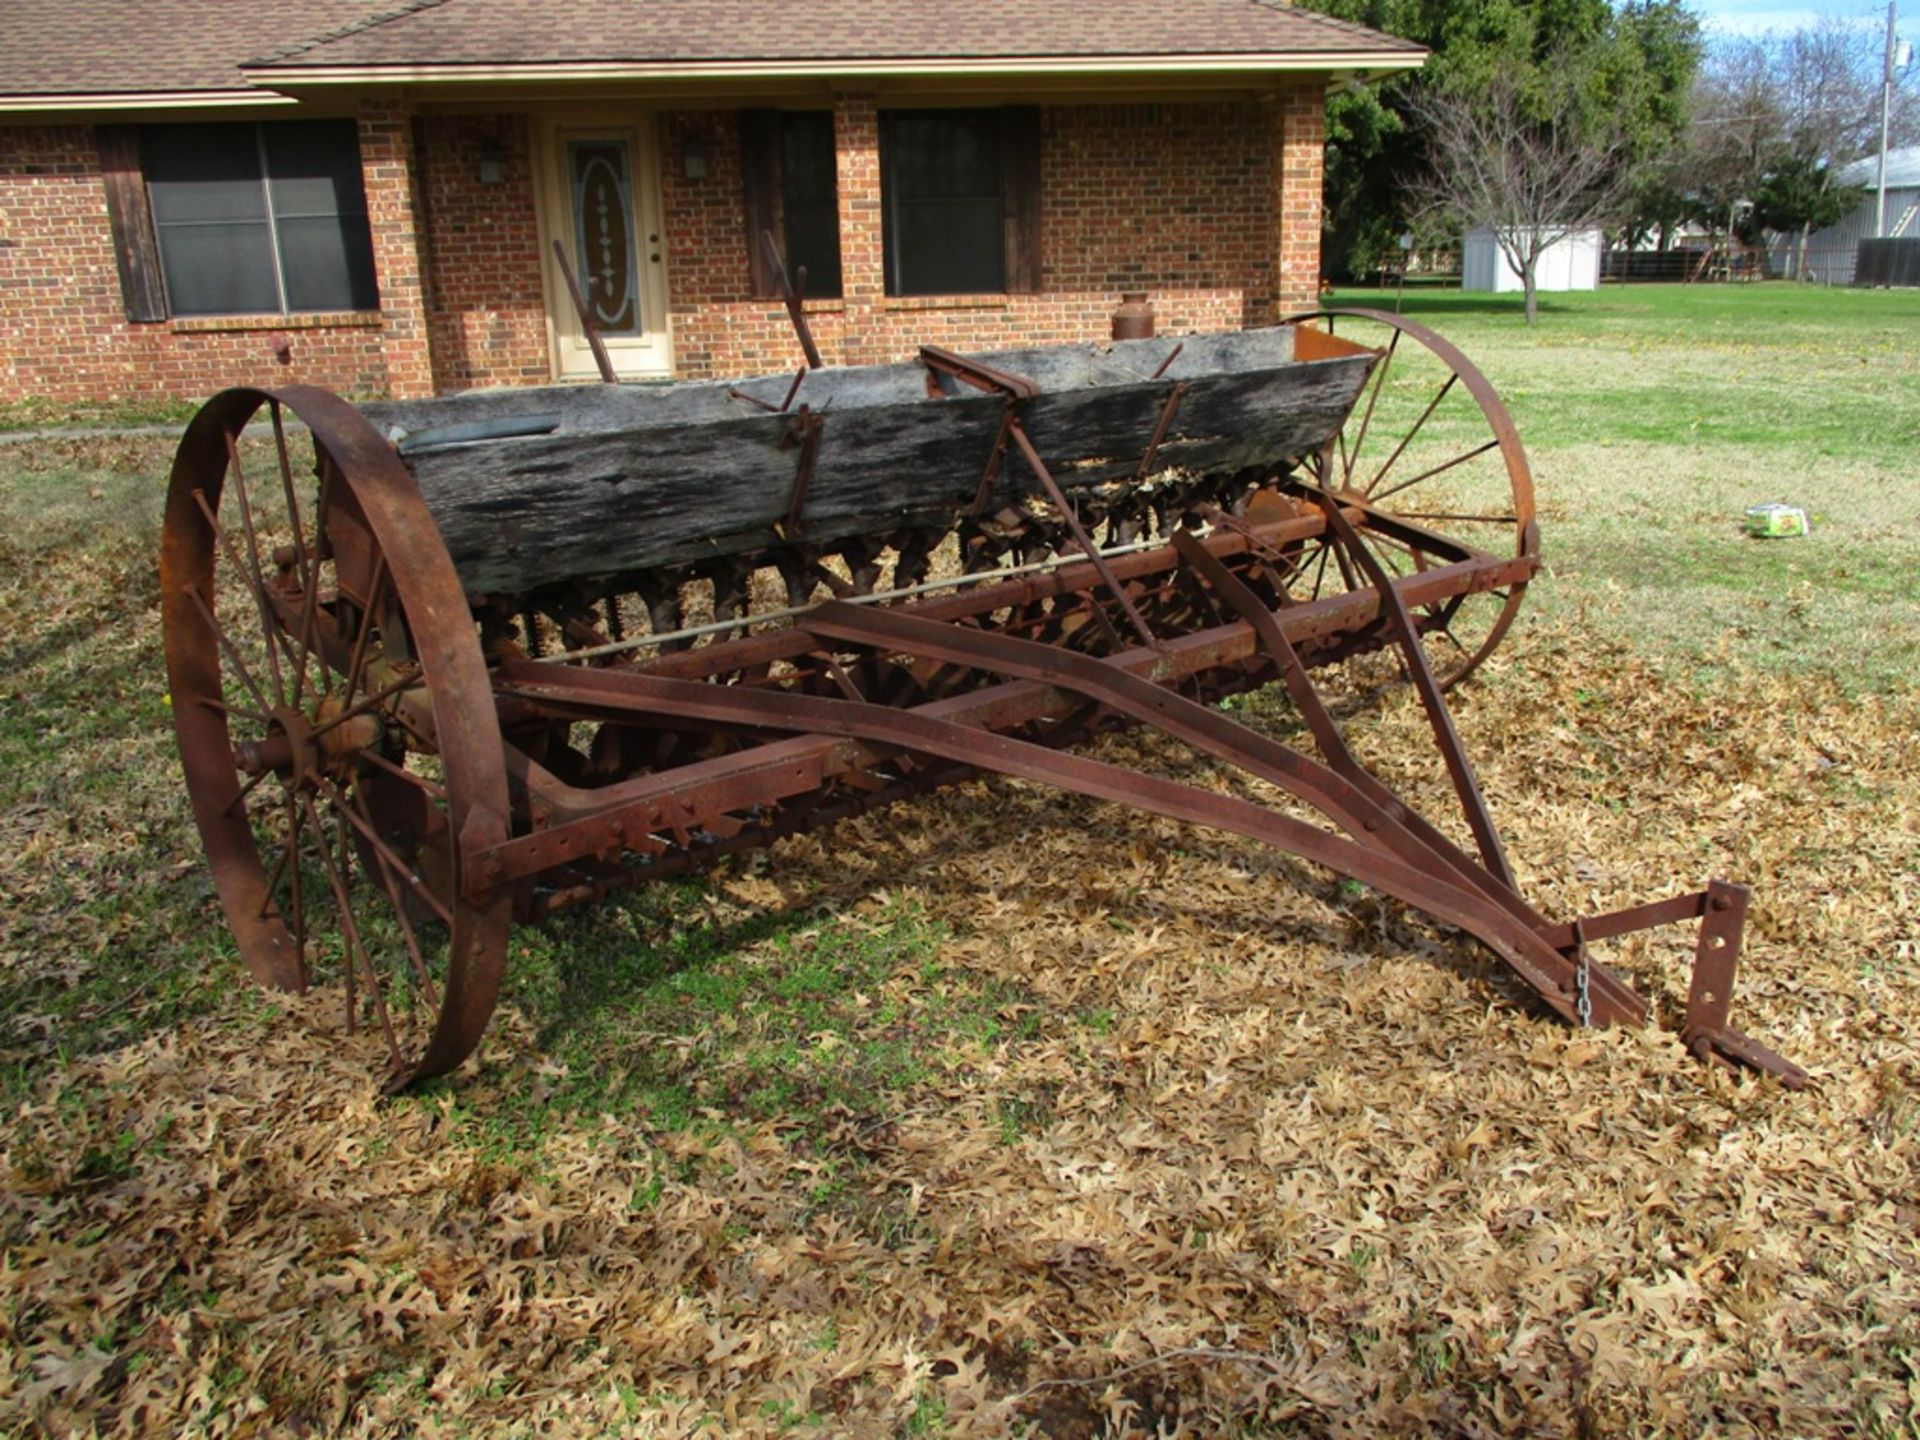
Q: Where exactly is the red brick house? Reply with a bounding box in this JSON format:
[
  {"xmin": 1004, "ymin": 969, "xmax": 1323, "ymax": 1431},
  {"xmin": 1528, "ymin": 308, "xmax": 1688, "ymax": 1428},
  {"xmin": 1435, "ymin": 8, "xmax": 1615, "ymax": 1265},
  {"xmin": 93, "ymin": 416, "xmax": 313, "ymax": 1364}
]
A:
[{"xmin": 0, "ymin": 0, "xmax": 1421, "ymax": 404}]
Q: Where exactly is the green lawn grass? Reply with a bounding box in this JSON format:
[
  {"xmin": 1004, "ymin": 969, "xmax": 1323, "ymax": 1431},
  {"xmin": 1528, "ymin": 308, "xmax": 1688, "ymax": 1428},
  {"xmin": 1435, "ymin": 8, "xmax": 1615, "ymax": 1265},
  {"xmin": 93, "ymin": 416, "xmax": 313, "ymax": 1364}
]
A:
[{"xmin": 1329, "ymin": 281, "xmax": 1920, "ymax": 692}]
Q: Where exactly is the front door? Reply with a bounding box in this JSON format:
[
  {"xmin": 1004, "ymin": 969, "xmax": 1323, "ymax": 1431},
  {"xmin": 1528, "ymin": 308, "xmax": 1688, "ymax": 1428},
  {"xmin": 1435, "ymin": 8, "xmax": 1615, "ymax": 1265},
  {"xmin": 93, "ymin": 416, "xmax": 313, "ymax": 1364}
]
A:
[{"xmin": 539, "ymin": 121, "xmax": 672, "ymax": 381}]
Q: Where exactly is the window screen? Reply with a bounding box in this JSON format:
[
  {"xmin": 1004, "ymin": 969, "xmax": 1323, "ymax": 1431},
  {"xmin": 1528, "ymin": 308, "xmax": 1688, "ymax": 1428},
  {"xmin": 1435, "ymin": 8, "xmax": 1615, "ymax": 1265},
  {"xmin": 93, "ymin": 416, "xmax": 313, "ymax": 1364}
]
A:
[
  {"xmin": 780, "ymin": 112, "xmax": 841, "ymax": 299},
  {"xmin": 881, "ymin": 110, "xmax": 1005, "ymax": 296},
  {"xmin": 143, "ymin": 121, "xmax": 377, "ymax": 317}
]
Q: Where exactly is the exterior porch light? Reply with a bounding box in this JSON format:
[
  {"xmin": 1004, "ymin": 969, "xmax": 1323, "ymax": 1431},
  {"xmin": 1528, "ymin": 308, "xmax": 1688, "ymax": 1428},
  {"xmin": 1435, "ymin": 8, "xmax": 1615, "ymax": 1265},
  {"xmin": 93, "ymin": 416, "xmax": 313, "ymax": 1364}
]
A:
[
  {"xmin": 477, "ymin": 139, "xmax": 506, "ymax": 186},
  {"xmin": 683, "ymin": 134, "xmax": 709, "ymax": 181}
]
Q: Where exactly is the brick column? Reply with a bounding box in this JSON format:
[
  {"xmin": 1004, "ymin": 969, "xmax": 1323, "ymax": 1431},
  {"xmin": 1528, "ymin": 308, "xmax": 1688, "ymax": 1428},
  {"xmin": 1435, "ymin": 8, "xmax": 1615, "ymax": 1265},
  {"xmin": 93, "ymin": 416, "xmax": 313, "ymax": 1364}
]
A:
[
  {"xmin": 1274, "ymin": 84, "xmax": 1325, "ymax": 317},
  {"xmin": 359, "ymin": 102, "xmax": 437, "ymax": 398},
  {"xmin": 833, "ymin": 92, "xmax": 884, "ymax": 364}
]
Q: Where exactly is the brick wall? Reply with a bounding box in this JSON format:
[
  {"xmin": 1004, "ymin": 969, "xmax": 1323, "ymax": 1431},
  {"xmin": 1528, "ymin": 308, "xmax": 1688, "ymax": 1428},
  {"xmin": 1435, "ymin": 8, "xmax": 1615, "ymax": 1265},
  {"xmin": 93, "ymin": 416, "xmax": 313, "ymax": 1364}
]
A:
[
  {"xmin": 0, "ymin": 86, "xmax": 1327, "ymax": 405},
  {"xmin": 662, "ymin": 88, "xmax": 1325, "ymax": 377},
  {"xmin": 415, "ymin": 113, "xmax": 551, "ymax": 390},
  {"xmin": 1275, "ymin": 85, "xmax": 1326, "ymax": 316},
  {"xmin": 358, "ymin": 103, "xmax": 434, "ymax": 399},
  {"xmin": 0, "ymin": 124, "xmax": 391, "ymax": 406}
]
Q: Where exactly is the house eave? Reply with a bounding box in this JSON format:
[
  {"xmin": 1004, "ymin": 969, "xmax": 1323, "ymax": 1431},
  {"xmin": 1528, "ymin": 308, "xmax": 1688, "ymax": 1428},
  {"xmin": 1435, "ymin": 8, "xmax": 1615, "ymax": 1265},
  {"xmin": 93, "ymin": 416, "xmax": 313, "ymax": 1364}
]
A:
[
  {"xmin": 0, "ymin": 89, "xmax": 297, "ymax": 115},
  {"xmin": 242, "ymin": 51, "xmax": 1425, "ymax": 88}
]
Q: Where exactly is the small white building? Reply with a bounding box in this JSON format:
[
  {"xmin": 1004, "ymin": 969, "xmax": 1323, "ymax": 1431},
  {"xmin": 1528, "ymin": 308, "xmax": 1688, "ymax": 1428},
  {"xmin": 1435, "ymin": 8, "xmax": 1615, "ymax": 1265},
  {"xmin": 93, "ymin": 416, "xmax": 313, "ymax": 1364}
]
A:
[
  {"xmin": 1461, "ymin": 225, "xmax": 1603, "ymax": 293},
  {"xmin": 1766, "ymin": 146, "xmax": 1920, "ymax": 284}
]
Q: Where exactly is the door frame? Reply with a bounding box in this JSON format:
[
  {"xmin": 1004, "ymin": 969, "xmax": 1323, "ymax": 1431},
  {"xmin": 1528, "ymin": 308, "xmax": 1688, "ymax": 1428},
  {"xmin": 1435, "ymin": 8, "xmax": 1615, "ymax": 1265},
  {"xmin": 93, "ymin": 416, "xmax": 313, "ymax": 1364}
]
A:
[{"xmin": 532, "ymin": 110, "xmax": 673, "ymax": 382}]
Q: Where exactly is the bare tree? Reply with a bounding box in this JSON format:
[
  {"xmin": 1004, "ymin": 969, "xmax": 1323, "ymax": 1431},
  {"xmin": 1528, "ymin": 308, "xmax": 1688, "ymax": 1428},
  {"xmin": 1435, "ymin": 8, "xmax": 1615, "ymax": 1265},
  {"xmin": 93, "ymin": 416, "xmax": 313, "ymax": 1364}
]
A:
[
  {"xmin": 1687, "ymin": 37, "xmax": 1787, "ymax": 243},
  {"xmin": 1774, "ymin": 17, "xmax": 1918, "ymax": 165},
  {"xmin": 1414, "ymin": 76, "xmax": 1633, "ymax": 324}
]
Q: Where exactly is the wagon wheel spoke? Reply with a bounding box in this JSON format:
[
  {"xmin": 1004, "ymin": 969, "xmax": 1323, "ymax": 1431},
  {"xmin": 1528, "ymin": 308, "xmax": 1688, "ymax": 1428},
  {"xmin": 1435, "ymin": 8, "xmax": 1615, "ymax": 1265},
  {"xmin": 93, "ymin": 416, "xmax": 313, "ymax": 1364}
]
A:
[
  {"xmin": 341, "ymin": 782, "xmax": 441, "ymax": 1007},
  {"xmin": 318, "ymin": 775, "xmax": 455, "ymax": 929},
  {"xmin": 224, "ymin": 765, "xmax": 273, "ymax": 818},
  {"xmin": 1364, "ymin": 373, "xmax": 1457, "ymax": 498},
  {"xmin": 198, "ymin": 695, "xmax": 270, "ymax": 725},
  {"xmin": 164, "ymin": 388, "xmax": 509, "ymax": 1088},
  {"xmin": 305, "ymin": 792, "xmax": 403, "ymax": 1071},
  {"xmin": 1369, "ymin": 439, "xmax": 1503, "ymax": 507},
  {"xmin": 183, "ymin": 583, "xmax": 274, "ymax": 717},
  {"xmin": 218, "ymin": 436, "xmax": 289, "ymax": 705},
  {"xmin": 1342, "ymin": 328, "xmax": 1399, "ymax": 489},
  {"xmin": 256, "ymin": 795, "xmax": 298, "ymax": 921},
  {"xmin": 1386, "ymin": 510, "xmax": 1520, "ymax": 527},
  {"xmin": 272, "ymin": 405, "xmax": 330, "ymax": 709},
  {"xmin": 1297, "ymin": 310, "xmax": 1536, "ymax": 687}
]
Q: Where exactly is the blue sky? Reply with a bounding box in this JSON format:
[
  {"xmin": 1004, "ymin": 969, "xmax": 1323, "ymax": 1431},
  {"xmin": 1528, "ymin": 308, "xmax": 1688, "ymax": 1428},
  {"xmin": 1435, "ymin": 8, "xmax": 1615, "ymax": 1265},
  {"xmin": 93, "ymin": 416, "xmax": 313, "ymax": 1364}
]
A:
[{"xmin": 1692, "ymin": 0, "xmax": 1900, "ymax": 37}]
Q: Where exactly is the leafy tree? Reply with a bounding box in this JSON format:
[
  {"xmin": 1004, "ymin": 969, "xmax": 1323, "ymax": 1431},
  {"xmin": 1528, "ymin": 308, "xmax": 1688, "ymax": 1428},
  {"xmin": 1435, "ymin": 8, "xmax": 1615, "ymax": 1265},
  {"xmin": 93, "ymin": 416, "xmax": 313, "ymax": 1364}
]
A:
[
  {"xmin": 1752, "ymin": 155, "xmax": 1863, "ymax": 277},
  {"xmin": 1300, "ymin": 0, "xmax": 1701, "ymax": 280}
]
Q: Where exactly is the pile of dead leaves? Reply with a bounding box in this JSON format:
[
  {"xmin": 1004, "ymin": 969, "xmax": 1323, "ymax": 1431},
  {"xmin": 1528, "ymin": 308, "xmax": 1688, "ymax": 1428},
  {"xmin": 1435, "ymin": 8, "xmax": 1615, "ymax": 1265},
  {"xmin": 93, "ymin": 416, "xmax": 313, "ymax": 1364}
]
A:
[{"xmin": 3, "ymin": 623, "xmax": 1916, "ymax": 1438}]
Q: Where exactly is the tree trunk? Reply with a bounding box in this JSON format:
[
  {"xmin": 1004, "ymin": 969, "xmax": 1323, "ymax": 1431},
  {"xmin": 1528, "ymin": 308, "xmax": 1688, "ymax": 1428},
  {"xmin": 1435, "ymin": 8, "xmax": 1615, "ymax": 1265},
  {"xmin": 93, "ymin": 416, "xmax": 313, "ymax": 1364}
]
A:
[
  {"xmin": 1798, "ymin": 222, "xmax": 1811, "ymax": 282},
  {"xmin": 1521, "ymin": 254, "xmax": 1540, "ymax": 324}
]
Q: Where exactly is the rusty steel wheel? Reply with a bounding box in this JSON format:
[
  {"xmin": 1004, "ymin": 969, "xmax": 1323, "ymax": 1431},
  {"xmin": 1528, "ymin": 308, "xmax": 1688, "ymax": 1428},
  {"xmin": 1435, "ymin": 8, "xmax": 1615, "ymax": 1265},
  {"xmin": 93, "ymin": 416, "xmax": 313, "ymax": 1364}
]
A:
[
  {"xmin": 161, "ymin": 386, "xmax": 510, "ymax": 1090},
  {"xmin": 1275, "ymin": 308, "xmax": 1539, "ymax": 687}
]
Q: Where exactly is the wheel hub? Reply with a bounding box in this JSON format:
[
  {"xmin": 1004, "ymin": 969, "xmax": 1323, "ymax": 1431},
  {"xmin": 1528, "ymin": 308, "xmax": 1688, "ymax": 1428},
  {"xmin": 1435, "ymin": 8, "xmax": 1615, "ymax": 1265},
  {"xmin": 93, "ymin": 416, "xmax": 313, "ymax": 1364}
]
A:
[{"xmin": 234, "ymin": 700, "xmax": 383, "ymax": 789}]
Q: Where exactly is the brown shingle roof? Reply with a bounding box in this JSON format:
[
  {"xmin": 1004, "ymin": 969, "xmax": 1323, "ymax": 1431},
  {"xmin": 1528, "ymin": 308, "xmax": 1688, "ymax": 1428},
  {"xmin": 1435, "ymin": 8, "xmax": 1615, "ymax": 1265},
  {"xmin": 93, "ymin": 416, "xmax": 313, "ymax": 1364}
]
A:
[
  {"xmin": 0, "ymin": 0, "xmax": 1420, "ymax": 105},
  {"xmin": 0, "ymin": 0, "xmax": 392, "ymax": 100},
  {"xmin": 254, "ymin": 0, "xmax": 1419, "ymax": 70}
]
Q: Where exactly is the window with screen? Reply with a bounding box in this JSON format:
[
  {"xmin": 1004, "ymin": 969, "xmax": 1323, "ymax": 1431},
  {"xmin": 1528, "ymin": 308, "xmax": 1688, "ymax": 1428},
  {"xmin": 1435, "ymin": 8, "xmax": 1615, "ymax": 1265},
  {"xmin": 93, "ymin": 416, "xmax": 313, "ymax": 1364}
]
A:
[
  {"xmin": 881, "ymin": 109, "xmax": 1005, "ymax": 296},
  {"xmin": 142, "ymin": 121, "xmax": 378, "ymax": 317},
  {"xmin": 778, "ymin": 112, "xmax": 841, "ymax": 298},
  {"xmin": 741, "ymin": 109, "xmax": 842, "ymax": 300}
]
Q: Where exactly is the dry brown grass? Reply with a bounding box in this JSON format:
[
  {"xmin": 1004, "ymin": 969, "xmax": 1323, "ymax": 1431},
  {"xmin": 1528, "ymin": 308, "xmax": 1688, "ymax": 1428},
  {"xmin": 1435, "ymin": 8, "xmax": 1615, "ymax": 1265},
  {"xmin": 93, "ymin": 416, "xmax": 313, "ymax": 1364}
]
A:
[{"xmin": 3, "ymin": 611, "xmax": 1915, "ymax": 1437}]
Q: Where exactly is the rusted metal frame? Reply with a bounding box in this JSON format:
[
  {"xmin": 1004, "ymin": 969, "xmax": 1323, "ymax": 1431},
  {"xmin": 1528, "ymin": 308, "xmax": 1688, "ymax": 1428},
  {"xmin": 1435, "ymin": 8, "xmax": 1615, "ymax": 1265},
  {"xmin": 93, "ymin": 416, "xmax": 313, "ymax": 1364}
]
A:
[
  {"xmin": 728, "ymin": 366, "xmax": 809, "ymax": 415},
  {"xmin": 1540, "ymin": 886, "xmax": 1804, "ymax": 1084},
  {"xmin": 501, "ymin": 547, "xmax": 1536, "ymax": 843},
  {"xmin": 550, "ymin": 239, "xmax": 618, "ymax": 385},
  {"xmin": 761, "ymin": 230, "xmax": 824, "ymax": 370},
  {"xmin": 1132, "ymin": 382, "xmax": 1189, "ymax": 484},
  {"xmin": 803, "ymin": 598, "xmax": 1633, "ymax": 1025},
  {"xmin": 485, "ymin": 662, "xmax": 1601, "ymax": 1025},
  {"xmin": 918, "ymin": 345, "xmax": 1041, "ymax": 400},
  {"xmin": 1682, "ymin": 882, "xmax": 1808, "ymax": 1087},
  {"xmin": 1335, "ymin": 500, "xmax": 1485, "ymax": 568},
  {"xmin": 1172, "ymin": 530, "xmax": 1645, "ymax": 1024},
  {"xmin": 970, "ymin": 402, "xmax": 1018, "ymax": 514},
  {"xmin": 629, "ymin": 507, "xmax": 1348, "ymax": 683},
  {"xmin": 807, "ymin": 600, "xmax": 1377, "ymax": 839},
  {"xmin": 1149, "ymin": 342, "xmax": 1185, "ymax": 382},
  {"xmin": 523, "ymin": 757, "xmax": 979, "ymax": 921},
  {"xmin": 779, "ymin": 406, "xmax": 825, "ymax": 540},
  {"xmin": 1005, "ymin": 422, "xmax": 1157, "ymax": 650},
  {"xmin": 1312, "ymin": 490, "xmax": 1517, "ymax": 890}
]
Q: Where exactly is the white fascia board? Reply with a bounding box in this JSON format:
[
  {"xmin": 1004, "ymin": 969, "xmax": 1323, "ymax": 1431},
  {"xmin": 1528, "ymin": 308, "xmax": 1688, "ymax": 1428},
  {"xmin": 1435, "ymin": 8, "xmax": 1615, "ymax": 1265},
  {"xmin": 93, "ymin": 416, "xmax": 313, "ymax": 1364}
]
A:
[
  {"xmin": 0, "ymin": 90, "xmax": 296, "ymax": 113},
  {"xmin": 241, "ymin": 52, "xmax": 1426, "ymax": 86}
]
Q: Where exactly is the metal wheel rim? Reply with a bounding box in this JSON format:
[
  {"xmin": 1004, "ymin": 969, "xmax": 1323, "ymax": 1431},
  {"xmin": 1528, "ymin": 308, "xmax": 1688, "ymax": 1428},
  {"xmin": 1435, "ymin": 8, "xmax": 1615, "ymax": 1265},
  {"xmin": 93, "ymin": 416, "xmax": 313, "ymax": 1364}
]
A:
[
  {"xmin": 1279, "ymin": 306, "xmax": 1538, "ymax": 687},
  {"xmin": 161, "ymin": 385, "xmax": 510, "ymax": 1089}
]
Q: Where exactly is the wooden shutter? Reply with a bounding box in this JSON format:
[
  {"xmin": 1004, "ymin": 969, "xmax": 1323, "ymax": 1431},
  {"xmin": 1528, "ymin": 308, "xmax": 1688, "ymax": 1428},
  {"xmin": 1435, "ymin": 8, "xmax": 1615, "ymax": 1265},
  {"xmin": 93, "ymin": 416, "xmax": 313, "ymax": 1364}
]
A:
[
  {"xmin": 740, "ymin": 108, "xmax": 783, "ymax": 298},
  {"xmin": 96, "ymin": 125, "xmax": 167, "ymax": 322},
  {"xmin": 1000, "ymin": 106, "xmax": 1042, "ymax": 294}
]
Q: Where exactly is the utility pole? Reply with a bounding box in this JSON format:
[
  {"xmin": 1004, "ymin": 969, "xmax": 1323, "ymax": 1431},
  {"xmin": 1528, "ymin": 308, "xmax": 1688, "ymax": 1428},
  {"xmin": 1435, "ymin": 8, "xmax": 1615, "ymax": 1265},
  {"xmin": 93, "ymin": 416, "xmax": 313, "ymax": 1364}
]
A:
[{"xmin": 1879, "ymin": 2, "xmax": 1897, "ymax": 237}]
